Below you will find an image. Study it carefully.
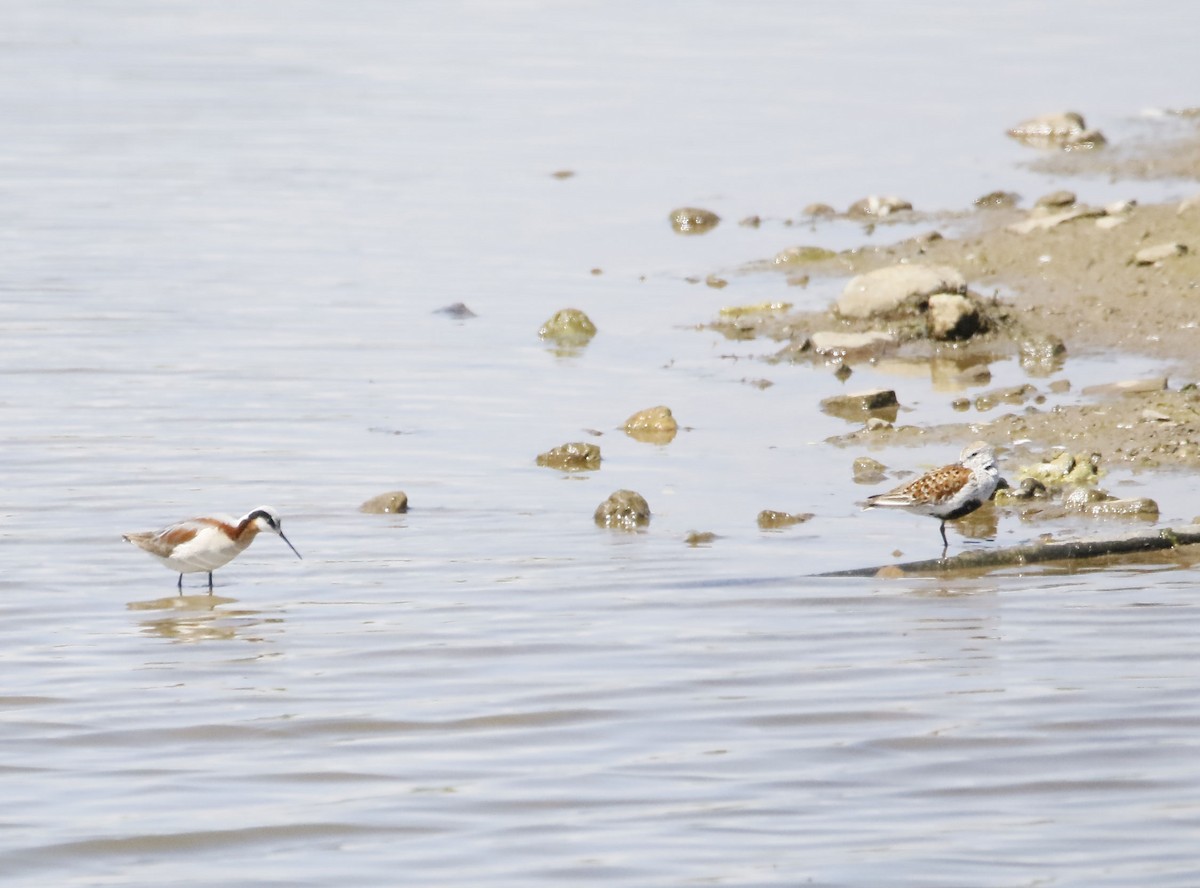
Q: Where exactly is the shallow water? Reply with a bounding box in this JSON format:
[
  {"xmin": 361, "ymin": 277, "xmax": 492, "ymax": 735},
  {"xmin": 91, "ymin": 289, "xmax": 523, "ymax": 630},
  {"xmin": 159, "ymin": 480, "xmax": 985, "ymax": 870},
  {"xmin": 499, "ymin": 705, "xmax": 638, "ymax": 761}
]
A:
[{"xmin": 4, "ymin": 2, "xmax": 1200, "ymax": 885}]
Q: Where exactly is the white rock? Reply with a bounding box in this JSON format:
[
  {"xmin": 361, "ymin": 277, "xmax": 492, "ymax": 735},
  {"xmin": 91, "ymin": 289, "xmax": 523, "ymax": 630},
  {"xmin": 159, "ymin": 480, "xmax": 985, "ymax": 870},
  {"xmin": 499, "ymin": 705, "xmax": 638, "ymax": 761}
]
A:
[
  {"xmin": 810, "ymin": 331, "xmax": 898, "ymax": 354},
  {"xmin": 836, "ymin": 264, "xmax": 965, "ymax": 319},
  {"xmin": 927, "ymin": 293, "xmax": 981, "ymax": 341},
  {"xmin": 1134, "ymin": 242, "xmax": 1188, "ymax": 265}
]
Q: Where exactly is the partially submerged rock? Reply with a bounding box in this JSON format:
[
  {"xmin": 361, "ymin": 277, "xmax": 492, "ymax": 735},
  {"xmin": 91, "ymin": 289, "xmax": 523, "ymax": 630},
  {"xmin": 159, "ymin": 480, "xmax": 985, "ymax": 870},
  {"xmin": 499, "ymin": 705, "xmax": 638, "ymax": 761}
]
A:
[
  {"xmin": 820, "ymin": 388, "xmax": 899, "ymax": 422},
  {"xmin": 1082, "ymin": 378, "xmax": 1168, "ymax": 397},
  {"xmin": 847, "ymin": 195, "xmax": 913, "ymax": 218},
  {"xmin": 810, "ymin": 330, "xmax": 897, "ymax": 356},
  {"xmin": 851, "ymin": 456, "xmax": 887, "ymax": 484},
  {"xmin": 1007, "ymin": 111, "xmax": 1106, "ymax": 150},
  {"xmin": 974, "ymin": 190, "xmax": 1020, "ymax": 209},
  {"xmin": 624, "ymin": 405, "xmax": 679, "ymax": 444},
  {"xmin": 669, "ymin": 207, "xmax": 720, "ymax": 234},
  {"xmin": 537, "ymin": 442, "xmax": 601, "ymax": 471},
  {"xmin": 434, "ymin": 302, "xmax": 476, "ymax": 319},
  {"xmin": 360, "ymin": 491, "xmax": 409, "ymax": 514},
  {"xmin": 1066, "ymin": 494, "xmax": 1159, "ymax": 519},
  {"xmin": 539, "ymin": 308, "xmax": 597, "ymax": 345},
  {"xmin": 595, "ymin": 489, "xmax": 651, "ymax": 529},
  {"xmin": 773, "ymin": 245, "xmax": 837, "ymax": 266},
  {"xmin": 757, "ymin": 510, "xmax": 814, "ymax": 529},
  {"xmin": 1017, "ymin": 450, "xmax": 1102, "ymax": 488}
]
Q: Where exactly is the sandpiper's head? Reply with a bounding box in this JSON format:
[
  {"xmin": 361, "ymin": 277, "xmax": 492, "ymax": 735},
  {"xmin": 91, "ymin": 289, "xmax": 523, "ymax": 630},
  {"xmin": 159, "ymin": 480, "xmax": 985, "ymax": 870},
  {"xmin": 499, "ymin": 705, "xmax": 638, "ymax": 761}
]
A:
[
  {"xmin": 959, "ymin": 441, "xmax": 997, "ymax": 472},
  {"xmin": 245, "ymin": 507, "xmax": 302, "ymax": 560}
]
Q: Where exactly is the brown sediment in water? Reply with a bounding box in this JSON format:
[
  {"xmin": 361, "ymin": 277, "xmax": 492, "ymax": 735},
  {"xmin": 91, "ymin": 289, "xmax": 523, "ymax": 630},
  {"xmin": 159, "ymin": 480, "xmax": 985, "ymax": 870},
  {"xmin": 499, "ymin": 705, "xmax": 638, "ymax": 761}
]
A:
[{"xmin": 712, "ymin": 115, "xmax": 1200, "ymax": 472}]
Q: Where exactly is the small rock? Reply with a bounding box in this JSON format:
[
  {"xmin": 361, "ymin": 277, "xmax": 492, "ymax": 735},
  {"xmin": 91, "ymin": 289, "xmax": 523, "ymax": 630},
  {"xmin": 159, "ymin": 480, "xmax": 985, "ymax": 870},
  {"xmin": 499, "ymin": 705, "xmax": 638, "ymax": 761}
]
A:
[
  {"xmin": 847, "ymin": 195, "xmax": 912, "ymax": 218},
  {"xmin": 1095, "ymin": 215, "xmax": 1127, "ymax": 230},
  {"xmin": 360, "ymin": 491, "xmax": 409, "ymax": 514},
  {"xmin": 1007, "ymin": 111, "xmax": 1106, "ymax": 150},
  {"xmin": 669, "ymin": 207, "xmax": 720, "ymax": 234},
  {"xmin": 836, "ymin": 263, "xmax": 966, "ymax": 319},
  {"xmin": 1019, "ymin": 335, "xmax": 1067, "ymax": 374},
  {"xmin": 803, "ymin": 203, "xmax": 837, "ymax": 217},
  {"xmin": 1065, "ymin": 492, "xmax": 1159, "ymax": 519},
  {"xmin": 1035, "ymin": 190, "xmax": 1076, "ymax": 209},
  {"xmin": 1082, "ymin": 378, "xmax": 1168, "ymax": 397},
  {"xmin": 1141, "ymin": 409, "xmax": 1174, "ymax": 423},
  {"xmin": 1133, "ymin": 242, "xmax": 1188, "ymax": 265},
  {"xmin": 927, "ymin": 292, "xmax": 984, "ymax": 340},
  {"xmin": 1018, "ymin": 451, "xmax": 1101, "ymax": 488},
  {"xmin": 810, "ymin": 330, "xmax": 898, "ymax": 355},
  {"xmin": 624, "ymin": 405, "xmax": 678, "ymax": 444},
  {"xmin": 821, "ymin": 388, "xmax": 899, "ymax": 422},
  {"xmin": 705, "ymin": 274, "xmax": 728, "ymax": 289},
  {"xmin": 974, "ymin": 383, "xmax": 1037, "ymax": 412},
  {"xmin": 434, "ymin": 302, "xmax": 477, "ymax": 319},
  {"xmin": 594, "ymin": 489, "xmax": 651, "ymax": 529},
  {"xmin": 719, "ymin": 301, "xmax": 793, "ymax": 318},
  {"xmin": 852, "ymin": 456, "xmax": 887, "ymax": 485},
  {"xmin": 757, "ymin": 510, "xmax": 814, "ymax": 529},
  {"xmin": 1178, "ymin": 194, "xmax": 1200, "ymax": 216},
  {"xmin": 1047, "ymin": 379, "xmax": 1071, "ymax": 394},
  {"xmin": 994, "ymin": 477, "xmax": 1048, "ymax": 504},
  {"xmin": 865, "ymin": 417, "xmax": 894, "ymax": 431},
  {"xmin": 739, "ymin": 215, "xmax": 762, "ymax": 227},
  {"xmin": 773, "ymin": 245, "xmax": 836, "ymax": 266},
  {"xmin": 833, "ymin": 364, "xmax": 853, "ymax": 382},
  {"xmin": 539, "ymin": 308, "xmax": 597, "ymax": 345},
  {"xmin": 685, "ymin": 531, "xmax": 718, "ymax": 546},
  {"xmin": 551, "ymin": 170, "xmax": 575, "ymax": 179},
  {"xmin": 974, "ymin": 190, "xmax": 1020, "ymax": 209},
  {"xmin": 537, "ymin": 442, "xmax": 601, "ymax": 471},
  {"xmin": 1105, "ymin": 199, "xmax": 1136, "ymax": 215},
  {"xmin": 1008, "ymin": 207, "xmax": 1105, "ymax": 234}
]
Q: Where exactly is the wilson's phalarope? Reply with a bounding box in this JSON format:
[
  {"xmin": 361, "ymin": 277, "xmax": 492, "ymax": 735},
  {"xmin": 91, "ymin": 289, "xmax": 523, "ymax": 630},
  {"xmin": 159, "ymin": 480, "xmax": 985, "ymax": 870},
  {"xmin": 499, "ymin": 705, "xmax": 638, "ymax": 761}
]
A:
[{"xmin": 122, "ymin": 506, "xmax": 301, "ymax": 591}]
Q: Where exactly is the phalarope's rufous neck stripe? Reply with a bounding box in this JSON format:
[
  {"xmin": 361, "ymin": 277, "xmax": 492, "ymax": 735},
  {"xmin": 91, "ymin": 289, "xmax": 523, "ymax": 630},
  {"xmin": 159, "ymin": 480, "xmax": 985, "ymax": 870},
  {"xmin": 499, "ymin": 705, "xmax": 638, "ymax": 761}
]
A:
[{"xmin": 122, "ymin": 506, "xmax": 301, "ymax": 592}]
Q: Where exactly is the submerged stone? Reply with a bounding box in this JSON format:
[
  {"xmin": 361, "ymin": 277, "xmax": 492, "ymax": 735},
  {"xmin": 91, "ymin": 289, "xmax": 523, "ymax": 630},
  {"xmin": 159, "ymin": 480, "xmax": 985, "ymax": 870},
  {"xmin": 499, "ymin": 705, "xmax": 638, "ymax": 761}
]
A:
[
  {"xmin": 595, "ymin": 489, "xmax": 651, "ymax": 529},
  {"xmin": 536, "ymin": 442, "xmax": 601, "ymax": 471},
  {"xmin": 360, "ymin": 491, "xmax": 409, "ymax": 514}
]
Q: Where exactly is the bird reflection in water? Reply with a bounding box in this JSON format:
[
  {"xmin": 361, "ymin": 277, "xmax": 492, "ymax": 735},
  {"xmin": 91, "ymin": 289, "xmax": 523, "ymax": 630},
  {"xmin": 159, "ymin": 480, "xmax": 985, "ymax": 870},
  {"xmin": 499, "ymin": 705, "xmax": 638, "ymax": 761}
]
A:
[{"xmin": 126, "ymin": 593, "xmax": 279, "ymax": 643}]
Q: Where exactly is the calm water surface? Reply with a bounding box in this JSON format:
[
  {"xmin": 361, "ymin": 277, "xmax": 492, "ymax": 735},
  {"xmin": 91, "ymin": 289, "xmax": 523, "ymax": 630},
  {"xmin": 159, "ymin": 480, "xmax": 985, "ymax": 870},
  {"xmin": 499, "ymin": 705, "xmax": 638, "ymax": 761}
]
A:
[{"xmin": 3, "ymin": 2, "xmax": 1200, "ymax": 885}]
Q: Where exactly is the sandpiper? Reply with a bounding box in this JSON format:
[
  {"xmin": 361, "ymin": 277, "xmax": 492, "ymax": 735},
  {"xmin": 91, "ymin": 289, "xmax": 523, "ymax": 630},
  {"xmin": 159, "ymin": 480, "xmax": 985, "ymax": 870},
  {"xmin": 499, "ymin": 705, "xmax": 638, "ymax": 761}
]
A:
[
  {"xmin": 122, "ymin": 506, "xmax": 302, "ymax": 591},
  {"xmin": 865, "ymin": 442, "xmax": 1000, "ymax": 551}
]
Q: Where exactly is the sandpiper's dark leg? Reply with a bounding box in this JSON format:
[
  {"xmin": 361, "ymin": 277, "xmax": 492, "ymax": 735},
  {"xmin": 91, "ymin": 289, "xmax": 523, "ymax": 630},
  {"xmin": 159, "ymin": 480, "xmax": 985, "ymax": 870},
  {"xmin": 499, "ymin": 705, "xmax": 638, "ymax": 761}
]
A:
[
  {"xmin": 207, "ymin": 571, "xmax": 214, "ymax": 594},
  {"xmin": 177, "ymin": 573, "xmax": 183, "ymax": 594},
  {"xmin": 939, "ymin": 520, "xmax": 949, "ymax": 548}
]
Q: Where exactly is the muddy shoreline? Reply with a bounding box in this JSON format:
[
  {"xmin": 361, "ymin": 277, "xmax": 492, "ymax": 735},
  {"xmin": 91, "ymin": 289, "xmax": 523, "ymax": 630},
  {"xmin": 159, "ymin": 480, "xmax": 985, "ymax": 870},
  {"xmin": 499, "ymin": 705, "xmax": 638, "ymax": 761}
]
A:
[{"xmin": 711, "ymin": 114, "xmax": 1200, "ymax": 474}]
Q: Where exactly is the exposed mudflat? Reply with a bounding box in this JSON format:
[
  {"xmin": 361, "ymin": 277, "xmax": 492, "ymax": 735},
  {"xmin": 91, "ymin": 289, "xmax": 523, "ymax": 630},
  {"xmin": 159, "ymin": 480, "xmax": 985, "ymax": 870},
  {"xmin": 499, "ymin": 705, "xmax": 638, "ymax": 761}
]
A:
[{"xmin": 713, "ymin": 118, "xmax": 1200, "ymax": 472}]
